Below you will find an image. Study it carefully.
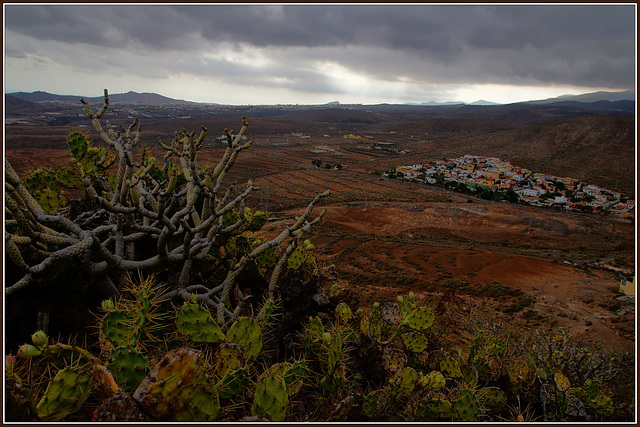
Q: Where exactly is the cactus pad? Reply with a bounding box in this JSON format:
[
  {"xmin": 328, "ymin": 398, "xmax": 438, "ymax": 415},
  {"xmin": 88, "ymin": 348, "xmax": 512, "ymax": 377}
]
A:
[
  {"xmin": 389, "ymin": 367, "xmax": 419, "ymax": 396},
  {"xmin": 419, "ymin": 370, "xmax": 446, "ymax": 390},
  {"xmin": 133, "ymin": 347, "xmax": 207, "ymax": 420},
  {"xmin": 67, "ymin": 131, "xmax": 88, "ymax": 161},
  {"xmin": 226, "ymin": 317, "xmax": 262, "ymax": 360},
  {"xmin": 382, "ymin": 347, "xmax": 407, "ymax": 372},
  {"xmin": 405, "ymin": 307, "xmax": 435, "ymax": 330},
  {"xmin": 251, "ymin": 375, "xmax": 288, "ymax": 421},
  {"xmin": 109, "ymin": 345, "xmax": 149, "ymax": 392},
  {"xmin": 287, "ymin": 246, "xmax": 306, "ymax": 270},
  {"xmin": 335, "ymin": 303, "xmax": 353, "ymax": 323},
  {"xmin": 217, "ymin": 368, "xmax": 249, "ymax": 400},
  {"xmin": 454, "ymin": 389, "xmax": 480, "ymax": 421},
  {"xmin": 380, "ymin": 302, "xmax": 403, "ymax": 325},
  {"xmin": 401, "ymin": 331, "xmax": 429, "ymax": 353},
  {"xmin": 213, "ymin": 342, "xmax": 244, "ymax": 377},
  {"xmin": 478, "ymin": 386, "xmax": 507, "ymax": 412},
  {"xmin": 440, "ymin": 357, "xmax": 462, "ymax": 378},
  {"xmin": 175, "ymin": 297, "xmax": 225, "ymax": 343},
  {"xmin": 413, "ymin": 395, "xmax": 453, "ymax": 421},
  {"xmin": 36, "ymin": 367, "xmax": 92, "ymax": 421}
]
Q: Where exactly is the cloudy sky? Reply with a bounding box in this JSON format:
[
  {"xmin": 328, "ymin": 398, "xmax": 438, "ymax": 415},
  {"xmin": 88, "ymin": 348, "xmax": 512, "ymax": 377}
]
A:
[{"xmin": 3, "ymin": 4, "xmax": 636, "ymax": 105}]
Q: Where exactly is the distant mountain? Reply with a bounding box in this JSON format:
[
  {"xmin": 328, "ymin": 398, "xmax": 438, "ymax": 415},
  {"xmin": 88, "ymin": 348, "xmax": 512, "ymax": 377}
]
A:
[
  {"xmin": 469, "ymin": 99, "xmax": 500, "ymax": 106},
  {"xmin": 7, "ymin": 90, "xmax": 194, "ymax": 105},
  {"xmin": 5, "ymin": 94, "xmax": 50, "ymax": 114},
  {"xmin": 418, "ymin": 101, "xmax": 464, "ymax": 106},
  {"xmin": 528, "ymin": 89, "xmax": 635, "ymax": 104}
]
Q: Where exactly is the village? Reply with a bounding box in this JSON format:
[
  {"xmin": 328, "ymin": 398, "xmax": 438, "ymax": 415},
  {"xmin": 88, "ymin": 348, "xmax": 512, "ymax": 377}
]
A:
[{"xmin": 387, "ymin": 154, "xmax": 635, "ymax": 218}]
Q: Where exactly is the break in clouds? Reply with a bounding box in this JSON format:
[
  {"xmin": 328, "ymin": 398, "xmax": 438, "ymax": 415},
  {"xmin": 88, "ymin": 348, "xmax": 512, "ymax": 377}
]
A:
[{"xmin": 4, "ymin": 4, "xmax": 636, "ymax": 103}]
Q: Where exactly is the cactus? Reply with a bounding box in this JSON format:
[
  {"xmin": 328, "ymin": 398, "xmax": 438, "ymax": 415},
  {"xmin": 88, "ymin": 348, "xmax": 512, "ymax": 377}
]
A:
[
  {"xmin": 108, "ymin": 345, "xmax": 149, "ymax": 391},
  {"xmin": 67, "ymin": 131, "xmax": 89, "ymax": 161},
  {"xmin": 389, "ymin": 367, "xmax": 419, "ymax": 396},
  {"xmin": 175, "ymin": 375, "xmax": 221, "ymax": 422},
  {"xmin": 404, "ymin": 307, "xmax": 435, "ymax": 330},
  {"xmin": 101, "ymin": 308, "xmax": 132, "ymax": 347},
  {"xmin": 440, "ymin": 357, "xmax": 462, "ymax": 379},
  {"xmin": 252, "ymin": 374, "xmax": 289, "ymax": 421},
  {"xmin": 175, "ymin": 295, "xmax": 225, "ymax": 344},
  {"xmin": 287, "ymin": 246, "xmax": 306, "ymax": 270},
  {"xmin": 419, "ymin": 370, "xmax": 446, "ymax": 390},
  {"xmin": 217, "ymin": 368, "xmax": 250, "ymax": 400},
  {"xmin": 554, "ymin": 371, "xmax": 571, "ymax": 392},
  {"xmin": 380, "ymin": 302, "xmax": 403, "ymax": 325},
  {"xmin": 133, "ymin": 347, "xmax": 207, "ymax": 420},
  {"xmin": 362, "ymin": 387, "xmax": 392, "ymax": 418},
  {"xmin": 56, "ymin": 166, "xmax": 82, "ymax": 187},
  {"xmin": 32, "ymin": 189, "xmax": 64, "ymax": 214},
  {"xmin": 226, "ymin": 317, "xmax": 262, "ymax": 360},
  {"xmin": 256, "ymin": 247, "xmax": 277, "ymax": 269},
  {"xmin": 412, "ymin": 395, "xmax": 453, "ymax": 421},
  {"xmin": 477, "ymin": 386, "xmax": 507, "ymax": 412},
  {"xmin": 335, "ymin": 302, "xmax": 353, "ymax": 323},
  {"xmin": 5, "ymin": 92, "xmax": 330, "ymax": 330},
  {"xmin": 401, "ymin": 331, "xmax": 429, "ymax": 353},
  {"xmin": 382, "ymin": 347, "xmax": 407, "ymax": 373},
  {"xmin": 91, "ymin": 393, "xmax": 144, "ymax": 422},
  {"xmin": 454, "ymin": 389, "xmax": 480, "ymax": 421},
  {"xmin": 213, "ymin": 342, "xmax": 244, "ymax": 377},
  {"xmin": 507, "ymin": 359, "xmax": 531, "ymax": 388},
  {"xmin": 484, "ymin": 336, "xmax": 507, "ymax": 356},
  {"xmin": 36, "ymin": 366, "xmax": 92, "ymax": 421}
]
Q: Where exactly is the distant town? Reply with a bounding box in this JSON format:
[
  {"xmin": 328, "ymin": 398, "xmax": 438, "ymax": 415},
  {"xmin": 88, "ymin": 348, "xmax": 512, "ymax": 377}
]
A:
[{"xmin": 387, "ymin": 155, "xmax": 635, "ymax": 218}]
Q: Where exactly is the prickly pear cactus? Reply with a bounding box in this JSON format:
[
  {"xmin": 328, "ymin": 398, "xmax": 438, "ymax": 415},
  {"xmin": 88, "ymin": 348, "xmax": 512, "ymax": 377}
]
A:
[
  {"xmin": 507, "ymin": 359, "xmax": 531, "ymax": 388},
  {"xmin": 176, "ymin": 375, "xmax": 221, "ymax": 422},
  {"xmin": 389, "ymin": 367, "xmax": 419, "ymax": 396},
  {"xmin": 256, "ymin": 246, "xmax": 277, "ymax": 269},
  {"xmin": 335, "ymin": 303, "xmax": 353, "ymax": 323},
  {"xmin": 382, "ymin": 347, "xmax": 407, "ymax": 373},
  {"xmin": 287, "ymin": 246, "xmax": 306, "ymax": 270},
  {"xmin": 56, "ymin": 166, "xmax": 82, "ymax": 187},
  {"xmin": 440, "ymin": 357, "xmax": 462, "ymax": 378},
  {"xmin": 251, "ymin": 374, "xmax": 289, "ymax": 421},
  {"xmin": 454, "ymin": 389, "xmax": 480, "ymax": 421},
  {"xmin": 175, "ymin": 296, "xmax": 225, "ymax": 344},
  {"xmin": 401, "ymin": 331, "xmax": 429, "ymax": 353},
  {"xmin": 419, "ymin": 370, "xmax": 446, "ymax": 390},
  {"xmin": 477, "ymin": 386, "xmax": 507, "ymax": 412},
  {"xmin": 36, "ymin": 366, "xmax": 92, "ymax": 421},
  {"xmin": 404, "ymin": 306, "xmax": 435, "ymax": 330},
  {"xmin": 133, "ymin": 347, "xmax": 207, "ymax": 420},
  {"xmin": 67, "ymin": 131, "xmax": 89, "ymax": 161},
  {"xmin": 32, "ymin": 189, "xmax": 65, "ymax": 214},
  {"xmin": 362, "ymin": 387, "xmax": 392, "ymax": 419},
  {"xmin": 226, "ymin": 317, "xmax": 262, "ymax": 360},
  {"xmin": 213, "ymin": 342, "xmax": 244, "ymax": 377},
  {"xmin": 101, "ymin": 308, "xmax": 132, "ymax": 347},
  {"xmin": 380, "ymin": 302, "xmax": 403, "ymax": 325},
  {"xmin": 412, "ymin": 395, "xmax": 453, "ymax": 421},
  {"xmin": 217, "ymin": 368, "xmax": 250, "ymax": 400},
  {"xmin": 108, "ymin": 345, "xmax": 149, "ymax": 392}
]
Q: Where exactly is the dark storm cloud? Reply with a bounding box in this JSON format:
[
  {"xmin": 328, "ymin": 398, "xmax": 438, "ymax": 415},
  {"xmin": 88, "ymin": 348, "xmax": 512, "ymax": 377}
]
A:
[{"xmin": 5, "ymin": 4, "xmax": 636, "ymax": 90}]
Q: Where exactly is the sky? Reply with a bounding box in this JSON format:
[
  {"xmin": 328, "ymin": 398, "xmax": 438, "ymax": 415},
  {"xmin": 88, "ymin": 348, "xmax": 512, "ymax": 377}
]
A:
[{"xmin": 3, "ymin": 3, "xmax": 637, "ymax": 105}]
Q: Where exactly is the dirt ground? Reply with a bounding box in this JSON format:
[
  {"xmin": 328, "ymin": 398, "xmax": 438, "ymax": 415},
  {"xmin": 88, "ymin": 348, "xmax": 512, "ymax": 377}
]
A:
[{"xmin": 269, "ymin": 201, "xmax": 635, "ymax": 352}]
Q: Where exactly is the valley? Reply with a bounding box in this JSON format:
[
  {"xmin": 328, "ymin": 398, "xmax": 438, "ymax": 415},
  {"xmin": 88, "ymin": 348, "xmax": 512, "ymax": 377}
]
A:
[{"xmin": 4, "ymin": 93, "xmax": 636, "ymax": 351}]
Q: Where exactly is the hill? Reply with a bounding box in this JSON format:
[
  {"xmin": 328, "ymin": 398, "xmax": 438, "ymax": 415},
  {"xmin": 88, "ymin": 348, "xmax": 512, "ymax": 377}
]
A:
[{"xmin": 7, "ymin": 90, "xmax": 194, "ymax": 105}]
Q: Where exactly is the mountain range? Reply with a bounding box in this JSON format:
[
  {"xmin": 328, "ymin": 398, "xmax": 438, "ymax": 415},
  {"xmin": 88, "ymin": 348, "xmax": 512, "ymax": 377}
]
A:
[{"xmin": 6, "ymin": 89, "xmax": 634, "ymax": 107}]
